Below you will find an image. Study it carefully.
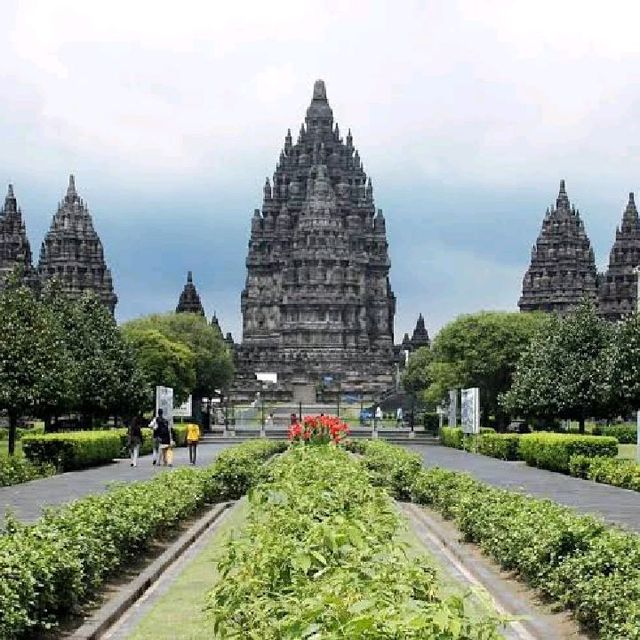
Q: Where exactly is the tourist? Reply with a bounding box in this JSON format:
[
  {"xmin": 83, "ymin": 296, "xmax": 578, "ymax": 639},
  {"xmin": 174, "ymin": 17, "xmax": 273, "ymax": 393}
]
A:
[
  {"xmin": 396, "ymin": 406, "xmax": 404, "ymax": 428},
  {"xmin": 155, "ymin": 409, "xmax": 171, "ymax": 466},
  {"xmin": 186, "ymin": 422, "xmax": 201, "ymax": 465},
  {"xmin": 127, "ymin": 416, "xmax": 144, "ymax": 467},
  {"xmin": 149, "ymin": 413, "xmax": 161, "ymax": 465},
  {"xmin": 374, "ymin": 405, "xmax": 383, "ymax": 429},
  {"xmin": 165, "ymin": 424, "xmax": 177, "ymax": 467},
  {"xmin": 266, "ymin": 412, "xmax": 274, "ymax": 427},
  {"xmin": 290, "ymin": 412, "xmax": 298, "ymax": 425}
]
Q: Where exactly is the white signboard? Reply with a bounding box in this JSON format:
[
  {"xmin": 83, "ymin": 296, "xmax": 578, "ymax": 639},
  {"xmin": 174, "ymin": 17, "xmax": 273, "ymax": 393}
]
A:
[
  {"xmin": 173, "ymin": 395, "xmax": 192, "ymax": 418},
  {"xmin": 461, "ymin": 387, "xmax": 480, "ymax": 434},
  {"xmin": 155, "ymin": 386, "xmax": 174, "ymax": 427},
  {"xmin": 448, "ymin": 389, "xmax": 458, "ymax": 428},
  {"xmin": 256, "ymin": 372, "xmax": 278, "ymax": 384}
]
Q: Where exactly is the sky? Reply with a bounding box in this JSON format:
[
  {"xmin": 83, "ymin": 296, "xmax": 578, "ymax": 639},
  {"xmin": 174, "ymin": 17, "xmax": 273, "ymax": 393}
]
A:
[{"xmin": 2, "ymin": 0, "xmax": 640, "ymax": 340}]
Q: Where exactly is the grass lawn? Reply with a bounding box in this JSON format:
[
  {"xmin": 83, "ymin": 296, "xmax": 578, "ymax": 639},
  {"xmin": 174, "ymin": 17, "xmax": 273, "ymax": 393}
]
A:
[
  {"xmin": 0, "ymin": 441, "xmax": 23, "ymax": 457},
  {"xmin": 126, "ymin": 500, "xmax": 248, "ymax": 640},
  {"xmin": 618, "ymin": 444, "xmax": 638, "ymax": 460}
]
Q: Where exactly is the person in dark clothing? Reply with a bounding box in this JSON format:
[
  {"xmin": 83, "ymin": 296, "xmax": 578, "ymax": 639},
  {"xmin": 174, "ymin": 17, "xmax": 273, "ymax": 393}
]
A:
[
  {"xmin": 155, "ymin": 409, "xmax": 171, "ymax": 466},
  {"xmin": 127, "ymin": 415, "xmax": 144, "ymax": 467}
]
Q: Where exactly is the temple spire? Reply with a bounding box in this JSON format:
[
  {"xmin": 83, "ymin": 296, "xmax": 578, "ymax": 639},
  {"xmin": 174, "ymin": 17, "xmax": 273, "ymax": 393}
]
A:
[
  {"xmin": 67, "ymin": 174, "xmax": 77, "ymax": 197},
  {"xmin": 176, "ymin": 270, "xmax": 205, "ymax": 316},
  {"xmin": 556, "ymin": 179, "xmax": 569, "ymax": 209}
]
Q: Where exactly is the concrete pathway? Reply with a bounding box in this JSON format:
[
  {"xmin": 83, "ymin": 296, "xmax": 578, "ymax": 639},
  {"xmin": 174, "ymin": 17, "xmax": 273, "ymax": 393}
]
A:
[
  {"xmin": 0, "ymin": 443, "xmax": 230, "ymax": 524},
  {"xmin": 407, "ymin": 445, "xmax": 640, "ymax": 533}
]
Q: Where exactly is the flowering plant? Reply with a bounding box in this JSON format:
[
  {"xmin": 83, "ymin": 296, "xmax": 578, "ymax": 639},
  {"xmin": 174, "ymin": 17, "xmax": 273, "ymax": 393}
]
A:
[{"xmin": 288, "ymin": 414, "xmax": 349, "ymax": 446}]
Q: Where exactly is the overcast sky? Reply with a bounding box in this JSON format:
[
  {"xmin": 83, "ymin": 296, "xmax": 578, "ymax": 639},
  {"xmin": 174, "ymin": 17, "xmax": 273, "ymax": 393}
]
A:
[{"xmin": 2, "ymin": 0, "xmax": 640, "ymax": 340}]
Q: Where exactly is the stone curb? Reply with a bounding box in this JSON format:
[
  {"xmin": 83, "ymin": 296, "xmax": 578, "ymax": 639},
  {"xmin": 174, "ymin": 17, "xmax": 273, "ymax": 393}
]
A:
[
  {"xmin": 69, "ymin": 501, "xmax": 232, "ymax": 640},
  {"xmin": 401, "ymin": 502, "xmax": 569, "ymax": 640}
]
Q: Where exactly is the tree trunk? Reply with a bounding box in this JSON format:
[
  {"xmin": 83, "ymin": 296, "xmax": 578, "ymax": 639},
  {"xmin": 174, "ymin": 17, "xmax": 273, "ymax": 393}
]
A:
[
  {"xmin": 8, "ymin": 411, "xmax": 18, "ymax": 456},
  {"xmin": 578, "ymin": 414, "xmax": 586, "ymax": 434},
  {"xmin": 44, "ymin": 415, "xmax": 52, "ymax": 433}
]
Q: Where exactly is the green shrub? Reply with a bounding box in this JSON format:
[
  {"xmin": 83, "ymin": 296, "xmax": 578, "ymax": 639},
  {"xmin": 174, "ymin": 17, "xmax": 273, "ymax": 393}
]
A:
[
  {"xmin": 602, "ymin": 423, "xmax": 636, "ymax": 444},
  {"xmin": 441, "ymin": 426, "xmax": 463, "ymax": 448},
  {"xmin": 569, "ymin": 455, "xmax": 640, "ymax": 492},
  {"xmin": 22, "ymin": 431, "xmax": 123, "ymax": 471},
  {"xmin": 207, "ymin": 445, "xmax": 501, "ymax": 639},
  {"xmin": 475, "ymin": 433, "xmax": 521, "ymax": 461},
  {"xmin": 519, "ymin": 432, "xmax": 618, "ymax": 473},
  {"xmin": 355, "ymin": 440, "xmax": 640, "ymax": 639},
  {"xmin": 0, "ymin": 439, "xmax": 284, "ymax": 639},
  {"xmin": 0, "ymin": 457, "xmax": 56, "ymax": 487}
]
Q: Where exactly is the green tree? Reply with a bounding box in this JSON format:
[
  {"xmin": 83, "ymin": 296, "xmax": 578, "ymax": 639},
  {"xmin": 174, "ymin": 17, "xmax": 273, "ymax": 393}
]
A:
[
  {"xmin": 606, "ymin": 312, "xmax": 640, "ymax": 417},
  {"xmin": 504, "ymin": 301, "xmax": 613, "ymax": 432},
  {"xmin": 0, "ymin": 275, "xmax": 72, "ymax": 454},
  {"xmin": 122, "ymin": 313, "xmax": 234, "ymax": 396},
  {"xmin": 121, "ymin": 326, "xmax": 196, "ymax": 408},
  {"xmin": 401, "ymin": 347, "xmax": 433, "ymax": 397},
  {"xmin": 426, "ymin": 311, "xmax": 548, "ymax": 428}
]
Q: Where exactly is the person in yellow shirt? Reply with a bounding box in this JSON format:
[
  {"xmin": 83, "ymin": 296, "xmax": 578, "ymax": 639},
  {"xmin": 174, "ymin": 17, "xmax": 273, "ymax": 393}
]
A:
[{"xmin": 186, "ymin": 423, "xmax": 201, "ymax": 465}]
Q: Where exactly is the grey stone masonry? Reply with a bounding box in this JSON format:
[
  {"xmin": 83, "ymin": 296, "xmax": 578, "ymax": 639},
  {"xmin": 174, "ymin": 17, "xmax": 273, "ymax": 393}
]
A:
[
  {"xmin": 235, "ymin": 80, "xmax": 396, "ymax": 399},
  {"xmin": 599, "ymin": 193, "xmax": 640, "ymax": 320},
  {"xmin": 519, "ymin": 180, "xmax": 598, "ymax": 314},
  {"xmin": 38, "ymin": 175, "xmax": 117, "ymax": 313},
  {"xmin": 410, "ymin": 313, "xmax": 431, "ymax": 350},
  {"xmin": 0, "ymin": 184, "xmax": 37, "ymax": 289},
  {"xmin": 176, "ymin": 271, "xmax": 205, "ymax": 316}
]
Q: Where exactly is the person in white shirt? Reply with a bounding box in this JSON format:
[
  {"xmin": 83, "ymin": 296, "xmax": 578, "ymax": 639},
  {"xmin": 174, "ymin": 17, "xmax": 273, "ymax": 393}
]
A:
[{"xmin": 149, "ymin": 415, "xmax": 160, "ymax": 465}]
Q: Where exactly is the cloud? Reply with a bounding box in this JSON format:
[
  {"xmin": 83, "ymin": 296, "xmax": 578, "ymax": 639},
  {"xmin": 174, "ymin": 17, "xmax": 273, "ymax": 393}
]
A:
[{"xmin": 2, "ymin": 0, "xmax": 640, "ymax": 338}]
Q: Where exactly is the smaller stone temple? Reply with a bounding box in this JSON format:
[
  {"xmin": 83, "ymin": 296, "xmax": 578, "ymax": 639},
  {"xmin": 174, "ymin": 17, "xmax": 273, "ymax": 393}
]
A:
[
  {"xmin": 38, "ymin": 175, "xmax": 117, "ymax": 313},
  {"xmin": 409, "ymin": 313, "xmax": 431, "ymax": 350},
  {"xmin": 519, "ymin": 180, "xmax": 598, "ymax": 314},
  {"xmin": 176, "ymin": 271, "xmax": 205, "ymax": 316},
  {"xmin": 0, "ymin": 184, "xmax": 37, "ymax": 289},
  {"xmin": 599, "ymin": 192, "xmax": 640, "ymax": 320}
]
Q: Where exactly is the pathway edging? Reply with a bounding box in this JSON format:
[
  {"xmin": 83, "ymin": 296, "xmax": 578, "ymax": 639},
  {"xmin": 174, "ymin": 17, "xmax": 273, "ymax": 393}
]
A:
[{"xmin": 69, "ymin": 501, "xmax": 232, "ymax": 640}]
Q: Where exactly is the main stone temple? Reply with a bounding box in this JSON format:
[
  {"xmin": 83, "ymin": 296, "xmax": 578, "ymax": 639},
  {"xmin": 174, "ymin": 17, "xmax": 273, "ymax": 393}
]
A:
[{"xmin": 235, "ymin": 80, "xmax": 396, "ymax": 401}]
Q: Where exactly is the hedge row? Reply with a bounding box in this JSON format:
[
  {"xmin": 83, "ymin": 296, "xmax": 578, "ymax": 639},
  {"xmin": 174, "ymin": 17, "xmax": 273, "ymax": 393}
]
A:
[
  {"xmin": 355, "ymin": 439, "xmax": 640, "ymax": 639},
  {"xmin": 519, "ymin": 432, "xmax": 618, "ymax": 472},
  {"xmin": 0, "ymin": 439, "xmax": 285, "ymax": 639},
  {"xmin": 441, "ymin": 428, "xmax": 619, "ymax": 471},
  {"xmin": 208, "ymin": 444, "xmax": 501, "ymax": 638},
  {"xmin": 22, "ymin": 425, "xmax": 192, "ymax": 472},
  {"xmin": 602, "ymin": 423, "xmax": 637, "ymax": 444},
  {"xmin": 0, "ymin": 457, "xmax": 56, "ymax": 487},
  {"xmin": 569, "ymin": 455, "xmax": 640, "ymax": 492}
]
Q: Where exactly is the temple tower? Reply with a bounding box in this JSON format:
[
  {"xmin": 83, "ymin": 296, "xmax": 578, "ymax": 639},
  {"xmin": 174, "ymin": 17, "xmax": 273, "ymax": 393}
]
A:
[
  {"xmin": 237, "ymin": 80, "xmax": 396, "ymax": 398},
  {"xmin": 0, "ymin": 184, "xmax": 37, "ymax": 289},
  {"xmin": 519, "ymin": 180, "xmax": 598, "ymax": 314},
  {"xmin": 176, "ymin": 271, "xmax": 205, "ymax": 316},
  {"xmin": 410, "ymin": 313, "xmax": 431, "ymax": 350},
  {"xmin": 38, "ymin": 175, "xmax": 117, "ymax": 313},
  {"xmin": 599, "ymin": 193, "xmax": 640, "ymax": 320}
]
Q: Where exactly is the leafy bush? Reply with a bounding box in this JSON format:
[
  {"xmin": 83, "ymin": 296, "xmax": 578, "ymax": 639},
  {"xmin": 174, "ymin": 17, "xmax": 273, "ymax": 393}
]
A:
[
  {"xmin": 0, "ymin": 439, "xmax": 284, "ymax": 639},
  {"xmin": 207, "ymin": 445, "xmax": 501, "ymax": 639},
  {"xmin": 349, "ymin": 438, "xmax": 422, "ymax": 499},
  {"xmin": 0, "ymin": 457, "xmax": 56, "ymax": 487},
  {"xmin": 22, "ymin": 431, "xmax": 123, "ymax": 471},
  {"xmin": 475, "ymin": 433, "xmax": 521, "ymax": 461},
  {"xmin": 569, "ymin": 455, "xmax": 640, "ymax": 491},
  {"xmin": 602, "ymin": 423, "xmax": 636, "ymax": 444},
  {"xmin": 519, "ymin": 432, "xmax": 618, "ymax": 472},
  {"xmin": 356, "ymin": 440, "xmax": 640, "ymax": 639},
  {"xmin": 440, "ymin": 427, "xmax": 496, "ymax": 451}
]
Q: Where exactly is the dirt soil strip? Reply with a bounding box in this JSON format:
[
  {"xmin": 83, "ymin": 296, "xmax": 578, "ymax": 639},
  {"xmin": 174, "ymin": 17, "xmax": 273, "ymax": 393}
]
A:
[
  {"xmin": 400, "ymin": 502, "xmax": 588, "ymax": 640},
  {"xmin": 68, "ymin": 502, "xmax": 233, "ymax": 640}
]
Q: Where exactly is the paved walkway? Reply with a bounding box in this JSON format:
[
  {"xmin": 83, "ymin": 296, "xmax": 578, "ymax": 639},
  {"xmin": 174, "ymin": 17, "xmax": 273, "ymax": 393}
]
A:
[
  {"xmin": 408, "ymin": 445, "xmax": 640, "ymax": 533},
  {"xmin": 0, "ymin": 443, "xmax": 230, "ymax": 524}
]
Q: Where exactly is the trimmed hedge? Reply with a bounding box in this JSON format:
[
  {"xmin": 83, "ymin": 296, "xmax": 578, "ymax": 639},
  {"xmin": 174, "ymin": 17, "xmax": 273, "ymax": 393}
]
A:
[
  {"xmin": 602, "ymin": 423, "xmax": 636, "ymax": 444},
  {"xmin": 440, "ymin": 427, "xmax": 497, "ymax": 452},
  {"xmin": 0, "ymin": 457, "xmax": 56, "ymax": 487},
  {"xmin": 0, "ymin": 439, "xmax": 285, "ymax": 639},
  {"xmin": 356, "ymin": 440, "xmax": 640, "ymax": 639},
  {"xmin": 569, "ymin": 455, "xmax": 640, "ymax": 492},
  {"xmin": 475, "ymin": 433, "xmax": 521, "ymax": 461},
  {"xmin": 22, "ymin": 431, "xmax": 123, "ymax": 471},
  {"xmin": 519, "ymin": 432, "xmax": 618, "ymax": 473}
]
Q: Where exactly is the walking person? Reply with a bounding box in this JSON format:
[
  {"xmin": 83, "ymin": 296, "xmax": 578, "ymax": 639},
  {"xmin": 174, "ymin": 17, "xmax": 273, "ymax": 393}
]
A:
[
  {"xmin": 155, "ymin": 409, "xmax": 171, "ymax": 466},
  {"xmin": 149, "ymin": 413, "xmax": 161, "ymax": 465},
  {"xmin": 186, "ymin": 422, "xmax": 201, "ymax": 465},
  {"xmin": 374, "ymin": 405, "xmax": 383, "ymax": 430},
  {"xmin": 127, "ymin": 416, "xmax": 144, "ymax": 467}
]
